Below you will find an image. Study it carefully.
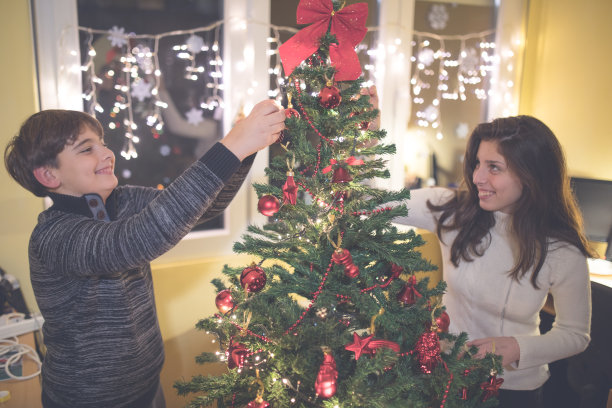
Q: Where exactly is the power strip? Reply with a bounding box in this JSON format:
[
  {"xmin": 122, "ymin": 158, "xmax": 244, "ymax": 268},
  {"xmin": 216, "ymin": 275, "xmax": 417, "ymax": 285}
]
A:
[{"xmin": 0, "ymin": 315, "xmax": 44, "ymax": 339}]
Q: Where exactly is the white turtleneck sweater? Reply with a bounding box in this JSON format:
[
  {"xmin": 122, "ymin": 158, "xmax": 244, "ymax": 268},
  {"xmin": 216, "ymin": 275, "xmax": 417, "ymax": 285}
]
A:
[{"xmin": 394, "ymin": 187, "xmax": 591, "ymax": 390}]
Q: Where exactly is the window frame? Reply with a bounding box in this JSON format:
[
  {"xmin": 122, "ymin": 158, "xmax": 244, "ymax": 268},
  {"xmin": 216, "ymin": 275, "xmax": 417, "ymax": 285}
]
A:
[{"xmin": 31, "ymin": 0, "xmax": 271, "ymax": 263}]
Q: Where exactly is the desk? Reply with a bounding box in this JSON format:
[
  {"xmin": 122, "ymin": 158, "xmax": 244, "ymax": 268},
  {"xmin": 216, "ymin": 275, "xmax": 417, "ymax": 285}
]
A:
[
  {"xmin": 0, "ymin": 332, "xmax": 42, "ymax": 408},
  {"xmin": 589, "ymin": 258, "xmax": 612, "ymax": 289}
]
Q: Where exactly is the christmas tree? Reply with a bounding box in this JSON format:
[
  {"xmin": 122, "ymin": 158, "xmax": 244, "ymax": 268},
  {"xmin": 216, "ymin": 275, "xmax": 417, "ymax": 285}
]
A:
[{"xmin": 175, "ymin": 1, "xmax": 502, "ymax": 407}]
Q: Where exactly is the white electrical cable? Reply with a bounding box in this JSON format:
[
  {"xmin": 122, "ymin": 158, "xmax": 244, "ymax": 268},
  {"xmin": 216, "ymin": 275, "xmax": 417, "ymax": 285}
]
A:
[{"xmin": 0, "ymin": 338, "xmax": 42, "ymax": 381}]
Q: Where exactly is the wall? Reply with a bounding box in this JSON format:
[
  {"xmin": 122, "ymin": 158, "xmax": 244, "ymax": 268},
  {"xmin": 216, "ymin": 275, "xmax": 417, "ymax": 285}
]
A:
[
  {"xmin": 0, "ymin": 1, "xmax": 42, "ymax": 313},
  {"xmin": 1, "ymin": 0, "xmax": 611, "ymax": 405},
  {"xmin": 520, "ymin": 0, "xmax": 612, "ymax": 181}
]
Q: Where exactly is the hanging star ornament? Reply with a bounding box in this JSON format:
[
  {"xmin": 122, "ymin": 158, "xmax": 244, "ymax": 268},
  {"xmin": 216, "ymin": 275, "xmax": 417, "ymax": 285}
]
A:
[
  {"xmin": 278, "ymin": 0, "xmax": 368, "ymax": 81},
  {"xmin": 480, "ymin": 371, "xmax": 504, "ymax": 402},
  {"xmin": 185, "ymin": 107, "xmax": 204, "ymax": 126},
  {"xmin": 107, "ymin": 25, "xmax": 129, "ymax": 48},
  {"xmin": 345, "ymin": 332, "xmax": 373, "ymax": 360}
]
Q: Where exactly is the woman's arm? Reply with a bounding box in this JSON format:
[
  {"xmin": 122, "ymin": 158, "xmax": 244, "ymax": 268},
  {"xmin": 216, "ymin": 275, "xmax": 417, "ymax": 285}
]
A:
[
  {"xmin": 392, "ymin": 187, "xmax": 453, "ymax": 232},
  {"xmin": 513, "ymin": 247, "xmax": 591, "ymax": 369}
]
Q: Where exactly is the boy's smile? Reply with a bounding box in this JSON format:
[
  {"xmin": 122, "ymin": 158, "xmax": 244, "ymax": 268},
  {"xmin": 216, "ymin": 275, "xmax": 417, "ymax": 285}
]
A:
[{"xmin": 47, "ymin": 126, "xmax": 118, "ymax": 202}]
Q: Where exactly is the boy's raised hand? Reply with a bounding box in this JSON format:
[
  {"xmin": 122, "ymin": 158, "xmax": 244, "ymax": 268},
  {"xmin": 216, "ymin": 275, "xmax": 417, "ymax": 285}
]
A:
[{"xmin": 221, "ymin": 100, "xmax": 285, "ymax": 160}]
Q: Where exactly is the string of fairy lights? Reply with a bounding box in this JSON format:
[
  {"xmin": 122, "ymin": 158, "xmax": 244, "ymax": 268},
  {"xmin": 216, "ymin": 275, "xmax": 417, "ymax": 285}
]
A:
[
  {"xmin": 410, "ymin": 29, "xmax": 496, "ymax": 140},
  {"xmin": 78, "ymin": 22, "xmax": 500, "ymax": 161}
]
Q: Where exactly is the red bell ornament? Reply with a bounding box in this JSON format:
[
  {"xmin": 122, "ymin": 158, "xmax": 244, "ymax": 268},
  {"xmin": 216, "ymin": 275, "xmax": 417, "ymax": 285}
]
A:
[
  {"xmin": 435, "ymin": 311, "xmax": 450, "ymax": 333},
  {"xmin": 318, "ymin": 85, "xmax": 341, "ymax": 109},
  {"xmin": 331, "ymin": 166, "xmax": 352, "ymax": 183},
  {"xmin": 215, "ymin": 289, "xmax": 235, "ymax": 314},
  {"xmin": 397, "ymin": 275, "xmax": 422, "ymax": 305},
  {"xmin": 240, "ymin": 264, "xmax": 267, "ymax": 293},
  {"xmin": 390, "ymin": 263, "xmax": 404, "ymax": 279},
  {"xmin": 257, "ymin": 195, "xmax": 280, "ymax": 217},
  {"xmin": 314, "ymin": 352, "xmax": 338, "ymax": 399}
]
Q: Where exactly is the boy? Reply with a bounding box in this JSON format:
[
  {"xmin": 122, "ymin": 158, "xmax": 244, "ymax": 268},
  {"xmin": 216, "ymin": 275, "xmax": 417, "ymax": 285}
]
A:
[{"xmin": 4, "ymin": 100, "xmax": 285, "ymax": 408}]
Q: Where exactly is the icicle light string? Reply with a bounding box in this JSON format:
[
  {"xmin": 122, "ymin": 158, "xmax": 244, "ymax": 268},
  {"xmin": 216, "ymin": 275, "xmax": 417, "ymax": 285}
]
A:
[
  {"xmin": 411, "ymin": 29, "xmax": 496, "ymax": 137},
  {"xmin": 77, "ymin": 19, "xmax": 298, "ymax": 160},
  {"xmin": 78, "ymin": 18, "xmax": 496, "ymax": 160}
]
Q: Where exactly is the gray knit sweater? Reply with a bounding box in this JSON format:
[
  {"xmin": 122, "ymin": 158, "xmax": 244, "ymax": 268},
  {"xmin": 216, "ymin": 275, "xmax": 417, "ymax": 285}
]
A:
[{"xmin": 30, "ymin": 143, "xmax": 252, "ymax": 407}]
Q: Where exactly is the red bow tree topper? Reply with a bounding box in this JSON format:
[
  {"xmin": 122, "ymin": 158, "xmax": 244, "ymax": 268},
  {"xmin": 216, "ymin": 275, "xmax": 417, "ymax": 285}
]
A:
[{"xmin": 278, "ymin": 0, "xmax": 368, "ymax": 81}]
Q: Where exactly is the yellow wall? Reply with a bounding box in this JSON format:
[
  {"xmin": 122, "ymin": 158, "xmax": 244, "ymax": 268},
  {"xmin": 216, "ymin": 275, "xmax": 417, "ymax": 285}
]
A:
[
  {"xmin": 520, "ymin": 0, "xmax": 612, "ymax": 181},
  {"xmin": 0, "ymin": 1, "xmax": 43, "ymax": 313},
  {"xmin": 152, "ymin": 255, "xmax": 252, "ymax": 408},
  {"xmin": 1, "ymin": 0, "xmax": 611, "ymax": 405}
]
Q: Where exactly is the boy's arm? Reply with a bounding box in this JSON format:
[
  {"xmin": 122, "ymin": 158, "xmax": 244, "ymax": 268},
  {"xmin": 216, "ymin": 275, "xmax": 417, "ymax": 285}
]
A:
[
  {"xmin": 194, "ymin": 99, "xmax": 285, "ymax": 222},
  {"xmin": 30, "ymin": 101, "xmax": 285, "ymax": 277},
  {"xmin": 196, "ymin": 151, "xmax": 255, "ymax": 224}
]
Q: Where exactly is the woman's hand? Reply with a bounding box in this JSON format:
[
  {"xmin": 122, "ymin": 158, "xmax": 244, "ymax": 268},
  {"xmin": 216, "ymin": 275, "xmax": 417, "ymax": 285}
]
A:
[
  {"xmin": 221, "ymin": 100, "xmax": 285, "ymax": 160},
  {"xmin": 359, "ymin": 85, "xmax": 379, "ymax": 131},
  {"xmin": 467, "ymin": 336, "xmax": 520, "ymax": 368}
]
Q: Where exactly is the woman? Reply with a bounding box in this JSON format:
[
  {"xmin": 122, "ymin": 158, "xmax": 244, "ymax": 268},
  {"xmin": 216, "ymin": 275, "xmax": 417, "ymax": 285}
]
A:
[{"xmin": 395, "ymin": 116, "xmax": 594, "ymax": 407}]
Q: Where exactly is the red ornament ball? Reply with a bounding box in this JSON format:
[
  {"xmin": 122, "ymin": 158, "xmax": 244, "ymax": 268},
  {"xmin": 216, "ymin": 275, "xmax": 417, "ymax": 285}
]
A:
[
  {"xmin": 257, "ymin": 195, "xmax": 280, "ymax": 216},
  {"xmin": 246, "ymin": 398, "xmax": 270, "ymax": 408},
  {"xmin": 215, "ymin": 289, "xmax": 235, "ymax": 314},
  {"xmin": 240, "ymin": 264, "xmax": 267, "ymax": 293},
  {"xmin": 318, "ymin": 85, "xmax": 342, "ymax": 109},
  {"xmin": 435, "ymin": 311, "xmax": 450, "ymax": 333}
]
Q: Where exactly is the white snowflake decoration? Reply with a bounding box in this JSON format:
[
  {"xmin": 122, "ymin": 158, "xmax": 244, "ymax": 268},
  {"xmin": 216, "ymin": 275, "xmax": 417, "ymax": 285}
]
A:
[
  {"xmin": 132, "ymin": 44, "xmax": 154, "ymax": 74},
  {"xmin": 107, "ymin": 26, "xmax": 129, "ymax": 48},
  {"xmin": 428, "ymin": 4, "xmax": 449, "ymax": 31},
  {"xmin": 459, "ymin": 47, "xmax": 480, "ymax": 75},
  {"xmin": 455, "ymin": 122, "xmax": 470, "ymax": 139},
  {"xmin": 130, "ymin": 80, "xmax": 152, "ymax": 102},
  {"xmin": 418, "ymin": 48, "xmax": 435, "ymax": 67},
  {"xmin": 186, "ymin": 34, "xmax": 204, "ymax": 54},
  {"xmin": 185, "ymin": 107, "xmax": 204, "ymax": 126}
]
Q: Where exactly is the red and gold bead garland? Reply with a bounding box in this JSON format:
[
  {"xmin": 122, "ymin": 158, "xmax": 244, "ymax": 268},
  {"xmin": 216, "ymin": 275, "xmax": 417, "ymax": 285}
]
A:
[
  {"xmin": 292, "ymin": 78, "xmax": 335, "ymax": 146},
  {"xmin": 359, "ymin": 262, "xmax": 404, "ymax": 293},
  {"xmin": 284, "ymin": 259, "xmax": 334, "ymax": 335},
  {"xmin": 217, "ymin": 257, "xmax": 463, "ymax": 406}
]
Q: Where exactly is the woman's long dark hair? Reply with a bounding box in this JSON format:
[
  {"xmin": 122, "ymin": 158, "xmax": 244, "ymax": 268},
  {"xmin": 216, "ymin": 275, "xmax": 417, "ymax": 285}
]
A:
[{"xmin": 428, "ymin": 115, "xmax": 595, "ymax": 288}]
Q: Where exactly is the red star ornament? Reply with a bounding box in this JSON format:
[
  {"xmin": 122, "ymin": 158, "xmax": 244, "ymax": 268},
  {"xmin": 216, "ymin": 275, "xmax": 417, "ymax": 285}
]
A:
[
  {"xmin": 345, "ymin": 332, "xmax": 373, "ymax": 360},
  {"xmin": 480, "ymin": 373, "xmax": 504, "ymax": 402}
]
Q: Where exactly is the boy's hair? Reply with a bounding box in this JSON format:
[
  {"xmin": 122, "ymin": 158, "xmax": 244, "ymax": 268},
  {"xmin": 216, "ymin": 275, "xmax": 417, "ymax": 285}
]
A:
[{"xmin": 4, "ymin": 110, "xmax": 104, "ymax": 197}]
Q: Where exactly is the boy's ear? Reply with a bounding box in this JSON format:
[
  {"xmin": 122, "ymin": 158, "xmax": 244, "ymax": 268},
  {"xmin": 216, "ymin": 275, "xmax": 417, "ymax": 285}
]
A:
[{"xmin": 33, "ymin": 166, "xmax": 60, "ymax": 189}]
